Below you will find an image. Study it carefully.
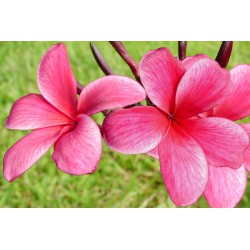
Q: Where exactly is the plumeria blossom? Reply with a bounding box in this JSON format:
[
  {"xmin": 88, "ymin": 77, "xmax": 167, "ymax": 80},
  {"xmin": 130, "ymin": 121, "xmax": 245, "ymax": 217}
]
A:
[
  {"xmin": 102, "ymin": 47, "xmax": 249, "ymax": 206},
  {"xmin": 181, "ymin": 54, "xmax": 250, "ymax": 207},
  {"xmin": 3, "ymin": 43, "xmax": 146, "ymax": 182}
]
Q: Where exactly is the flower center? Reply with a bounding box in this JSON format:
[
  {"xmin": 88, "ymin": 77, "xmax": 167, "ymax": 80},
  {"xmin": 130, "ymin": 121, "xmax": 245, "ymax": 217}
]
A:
[{"xmin": 168, "ymin": 114, "xmax": 175, "ymax": 120}]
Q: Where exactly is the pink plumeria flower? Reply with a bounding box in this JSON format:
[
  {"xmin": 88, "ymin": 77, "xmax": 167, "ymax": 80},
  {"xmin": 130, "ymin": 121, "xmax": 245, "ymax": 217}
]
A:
[
  {"xmin": 183, "ymin": 54, "xmax": 250, "ymax": 207},
  {"xmin": 3, "ymin": 43, "xmax": 146, "ymax": 182},
  {"xmin": 102, "ymin": 48, "xmax": 249, "ymax": 207}
]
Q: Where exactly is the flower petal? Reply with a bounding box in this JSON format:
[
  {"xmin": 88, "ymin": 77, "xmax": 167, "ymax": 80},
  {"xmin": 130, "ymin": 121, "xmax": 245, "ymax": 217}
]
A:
[
  {"xmin": 52, "ymin": 114, "xmax": 102, "ymax": 175},
  {"xmin": 5, "ymin": 94, "xmax": 75, "ymax": 130},
  {"xmin": 159, "ymin": 122, "xmax": 208, "ymax": 206},
  {"xmin": 241, "ymin": 124, "xmax": 250, "ymax": 171},
  {"xmin": 182, "ymin": 54, "xmax": 209, "ymax": 70},
  {"xmin": 175, "ymin": 58, "xmax": 232, "ymax": 118},
  {"xmin": 78, "ymin": 75, "xmax": 146, "ymax": 115},
  {"xmin": 37, "ymin": 43, "xmax": 77, "ymax": 119},
  {"xmin": 103, "ymin": 106, "xmax": 169, "ymax": 154},
  {"xmin": 214, "ymin": 65, "xmax": 250, "ymax": 121},
  {"xmin": 179, "ymin": 117, "xmax": 249, "ymax": 169},
  {"xmin": 147, "ymin": 146, "xmax": 159, "ymax": 159},
  {"xmin": 204, "ymin": 165, "xmax": 247, "ymax": 208},
  {"xmin": 139, "ymin": 48, "xmax": 185, "ymax": 114},
  {"xmin": 3, "ymin": 125, "xmax": 72, "ymax": 182}
]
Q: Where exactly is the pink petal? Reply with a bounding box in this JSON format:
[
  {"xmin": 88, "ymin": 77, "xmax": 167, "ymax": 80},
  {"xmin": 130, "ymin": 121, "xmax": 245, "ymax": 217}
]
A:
[
  {"xmin": 179, "ymin": 117, "xmax": 249, "ymax": 169},
  {"xmin": 204, "ymin": 165, "xmax": 247, "ymax": 208},
  {"xmin": 182, "ymin": 54, "xmax": 209, "ymax": 70},
  {"xmin": 147, "ymin": 146, "xmax": 159, "ymax": 159},
  {"xmin": 175, "ymin": 58, "xmax": 232, "ymax": 118},
  {"xmin": 3, "ymin": 125, "xmax": 72, "ymax": 182},
  {"xmin": 214, "ymin": 65, "xmax": 250, "ymax": 121},
  {"xmin": 5, "ymin": 94, "xmax": 75, "ymax": 130},
  {"xmin": 37, "ymin": 43, "xmax": 77, "ymax": 119},
  {"xmin": 139, "ymin": 48, "xmax": 185, "ymax": 114},
  {"xmin": 52, "ymin": 114, "xmax": 102, "ymax": 175},
  {"xmin": 159, "ymin": 122, "xmax": 208, "ymax": 206},
  {"xmin": 241, "ymin": 124, "xmax": 250, "ymax": 171},
  {"xmin": 78, "ymin": 75, "xmax": 146, "ymax": 115},
  {"xmin": 103, "ymin": 106, "xmax": 169, "ymax": 154}
]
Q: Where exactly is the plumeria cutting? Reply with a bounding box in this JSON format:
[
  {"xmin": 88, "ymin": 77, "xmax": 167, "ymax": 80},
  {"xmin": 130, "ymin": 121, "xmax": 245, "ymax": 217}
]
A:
[{"xmin": 3, "ymin": 41, "xmax": 250, "ymax": 208}]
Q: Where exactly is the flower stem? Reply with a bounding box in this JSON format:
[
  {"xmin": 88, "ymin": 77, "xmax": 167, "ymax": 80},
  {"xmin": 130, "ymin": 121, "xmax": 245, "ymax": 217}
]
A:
[
  {"xmin": 109, "ymin": 41, "xmax": 140, "ymax": 81},
  {"xmin": 215, "ymin": 41, "xmax": 233, "ymax": 68},
  {"xmin": 90, "ymin": 42, "xmax": 114, "ymax": 75},
  {"xmin": 178, "ymin": 41, "xmax": 187, "ymax": 61},
  {"xmin": 76, "ymin": 81, "xmax": 84, "ymax": 95}
]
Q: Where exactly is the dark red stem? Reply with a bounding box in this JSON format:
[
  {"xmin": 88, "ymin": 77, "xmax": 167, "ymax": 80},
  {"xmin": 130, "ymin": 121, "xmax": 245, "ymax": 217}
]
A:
[
  {"xmin": 76, "ymin": 81, "xmax": 84, "ymax": 95},
  {"xmin": 109, "ymin": 41, "xmax": 140, "ymax": 80},
  {"xmin": 90, "ymin": 42, "xmax": 114, "ymax": 75},
  {"xmin": 178, "ymin": 41, "xmax": 187, "ymax": 61},
  {"xmin": 215, "ymin": 41, "xmax": 233, "ymax": 68}
]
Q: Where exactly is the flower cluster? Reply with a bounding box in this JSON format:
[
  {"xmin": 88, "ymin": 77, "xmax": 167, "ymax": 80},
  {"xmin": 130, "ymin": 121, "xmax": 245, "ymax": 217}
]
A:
[{"xmin": 4, "ymin": 42, "xmax": 250, "ymax": 208}]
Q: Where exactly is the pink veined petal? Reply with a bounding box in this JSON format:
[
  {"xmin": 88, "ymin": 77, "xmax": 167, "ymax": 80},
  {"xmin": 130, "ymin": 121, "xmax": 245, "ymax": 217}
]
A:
[
  {"xmin": 3, "ymin": 125, "xmax": 73, "ymax": 182},
  {"xmin": 175, "ymin": 58, "xmax": 232, "ymax": 118},
  {"xmin": 78, "ymin": 75, "xmax": 146, "ymax": 115},
  {"xmin": 182, "ymin": 54, "xmax": 209, "ymax": 70},
  {"xmin": 196, "ymin": 108, "xmax": 214, "ymax": 119},
  {"xmin": 179, "ymin": 117, "xmax": 249, "ymax": 169},
  {"xmin": 159, "ymin": 122, "xmax": 208, "ymax": 206},
  {"xmin": 139, "ymin": 47, "xmax": 185, "ymax": 114},
  {"xmin": 103, "ymin": 106, "xmax": 170, "ymax": 154},
  {"xmin": 204, "ymin": 165, "xmax": 247, "ymax": 208},
  {"xmin": 52, "ymin": 114, "xmax": 102, "ymax": 175},
  {"xmin": 241, "ymin": 124, "xmax": 250, "ymax": 171},
  {"xmin": 214, "ymin": 65, "xmax": 250, "ymax": 121},
  {"xmin": 37, "ymin": 43, "xmax": 77, "ymax": 119},
  {"xmin": 5, "ymin": 94, "xmax": 75, "ymax": 130},
  {"xmin": 147, "ymin": 146, "xmax": 159, "ymax": 159}
]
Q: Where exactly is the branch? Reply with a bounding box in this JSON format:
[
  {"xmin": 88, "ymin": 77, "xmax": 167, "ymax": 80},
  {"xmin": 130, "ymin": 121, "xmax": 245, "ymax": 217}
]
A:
[
  {"xmin": 90, "ymin": 42, "xmax": 114, "ymax": 75},
  {"xmin": 215, "ymin": 41, "xmax": 233, "ymax": 68},
  {"xmin": 109, "ymin": 41, "xmax": 140, "ymax": 81},
  {"xmin": 178, "ymin": 41, "xmax": 187, "ymax": 61}
]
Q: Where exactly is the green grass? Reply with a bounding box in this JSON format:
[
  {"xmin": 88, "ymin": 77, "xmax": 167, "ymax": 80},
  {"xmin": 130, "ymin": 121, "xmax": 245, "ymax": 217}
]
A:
[{"xmin": 0, "ymin": 41, "xmax": 250, "ymax": 208}]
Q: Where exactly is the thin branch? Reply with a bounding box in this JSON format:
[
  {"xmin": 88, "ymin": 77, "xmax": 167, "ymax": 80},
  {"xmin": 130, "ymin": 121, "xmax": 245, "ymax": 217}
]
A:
[
  {"xmin": 178, "ymin": 41, "xmax": 187, "ymax": 61},
  {"xmin": 109, "ymin": 41, "xmax": 140, "ymax": 81},
  {"xmin": 215, "ymin": 41, "xmax": 233, "ymax": 68},
  {"xmin": 76, "ymin": 81, "xmax": 84, "ymax": 95},
  {"xmin": 90, "ymin": 42, "xmax": 114, "ymax": 75}
]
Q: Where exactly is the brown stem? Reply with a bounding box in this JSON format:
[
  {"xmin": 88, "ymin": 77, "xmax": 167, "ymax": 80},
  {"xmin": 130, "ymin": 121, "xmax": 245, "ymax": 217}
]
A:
[
  {"xmin": 90, "ymin": 42, "xmax": 114, "ymax": 75},
  {"xmin": 76, "ymin": 81, "xmax": 84, "ymax": 95},
  {"xmin": 109, "ymin": 41, "xmax": 140, "ymax": 79},
  {"xmin": 178, "ymin": 41, "xmax": 187, "ymax": 61},
  {"xmin": 215, "ymin": 41, "xmax": 233, "ymax": 68}
]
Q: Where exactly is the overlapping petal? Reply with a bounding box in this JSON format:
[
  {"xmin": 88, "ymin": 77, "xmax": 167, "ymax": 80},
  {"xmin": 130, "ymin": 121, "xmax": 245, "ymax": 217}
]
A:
[
  {"xmin": 37, "ymin": 43, "xmax": 77, "ymax": 119},
  {"xmin": 241, "ymin": 124, "xmax": 250, "ymax": 171},
  {"xmin": 52, "ymin": 115, "xmax": 102, "ymax": 175},
  {"xmin": 159, "ymin": 123, "xmax": 208, "ymax": 206},
  {"xmin": 78, "ymin": 75, "xmax": 146, "ymax": 115},
  {"xmin": 175, "ymin": 59, "xmax": 232, "ymax": 118},
  {"xmin": 204, "ymin": 165, "xmax": 247, "ymax": 208},
  {"xmin": 179, "ymin": 117, "xmax": 249, "ymax": 169},
  {"xmin": 182, "ymin": 54, "xmax": 209, "ymax": 70},
  {"xmin": 3, "ymin": 125, "xmax": 73, "ymax": 182},
  {"xmin": 5, "ymin": 94, "xmax": 75, "ymax": 130},
  {"xmin": 139, "ymin": 48, "xmax": 185, "ymax": 114},
  {"xmin": 147, "ymin": 146, "xmax": 159, "ymax": 159},
  {"xmin": 103, "ymin": 106, "xmax": 170, "ymax": 154},
  {"xmin": 214, "ymin": 65, "xmax": 250, "ymax": 121}
]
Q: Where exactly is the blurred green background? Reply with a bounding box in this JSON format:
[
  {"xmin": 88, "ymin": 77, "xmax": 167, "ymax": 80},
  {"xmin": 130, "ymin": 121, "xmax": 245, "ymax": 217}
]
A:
[{"xmin": 0, "ymin": 41, "xmax": 250, "ymax": 208}]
